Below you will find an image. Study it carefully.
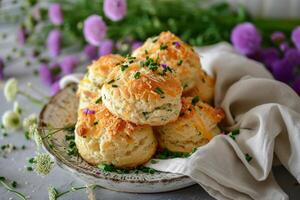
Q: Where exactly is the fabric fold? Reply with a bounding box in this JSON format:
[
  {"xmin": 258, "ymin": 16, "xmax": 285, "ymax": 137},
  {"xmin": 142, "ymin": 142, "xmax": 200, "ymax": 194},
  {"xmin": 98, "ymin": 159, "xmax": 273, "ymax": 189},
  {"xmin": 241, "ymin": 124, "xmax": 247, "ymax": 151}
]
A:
[{"xmin": 147, "ymin": 43, "xmax": 300, "ymax": 200}]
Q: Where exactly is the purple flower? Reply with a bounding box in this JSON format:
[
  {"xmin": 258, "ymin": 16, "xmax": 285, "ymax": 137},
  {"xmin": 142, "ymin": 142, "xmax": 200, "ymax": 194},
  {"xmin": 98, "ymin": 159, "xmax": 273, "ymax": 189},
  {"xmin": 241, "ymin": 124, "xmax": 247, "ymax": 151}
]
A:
[
  {"xmin": 47, "ymin": 30, "xmax": 61, "ymax": 57},
  {"xmin": 284, "ymin": 48, "xmax": 300, "ymax": 66},
  {"xmin": 48, "ymin": 3, "xmax": 63, "ymax": 25},
  {"xmin": 261, "ymin": 48, "xmax": 280, "ymax": 69},
  {"xmin": 60, "ymin": 55, "xmax": 79, "ymax": 75},
  {"xmin": 231, "ymin": 22, "xmax": 262, "ymax": 55},
  {"xmin": 0, "ymin": 57, "xmax": 4, "ymax": 80},
  {"xmin": 291, "ymin": 26, "xmax": 300, "ymax": 50},
  {"xmin": 50, "ymin": 81, "xmax": 60, "ymax": 96},
  {"xmin": 131, "ymin": 41, "xmax": 142, "ymax": 51},
  {"xmin": 83, "ymin": 15, "xmax": 107, "ymax": 46},
  {"xmin": 103, "ymin": 0, "xmax": 127, "ymax": 21},
  {"xmin": 292, "ymin": 76, "xmax": 300, "ymax": 95},
  {"xmin": 161, "ymin": 64, "xmax": 167, "ymax": 69},
  {"xmin": 173, "ymin": 41, "xmax": 180, "ymax": 48},
  {"xmin": 84, "ymin": 44, "xmax": 98, "ymax": 60},
  {"xmin": 83, "ymin": 108, "xmax": 95, "ymax": 115},
  {"xmin": 39, "ymin": 63, "xmax": 54, "ymax": 86},
  {"xmin": 271, "ymin": 59, "xmax": 294, "ymax": 83},
  {"xmin": 279, "ymin": 42, "xmax": 289, "ymax": 52},
  {"xmin": 98, "ymin": 39, "xmax": 114, "ymax": 56},
  {"xmin": 271, "ymin": 32, "xmax": 285, "ymax": 44},
  {"xmin": 17, "ymin": 26, "xmax": 27, "ymax": 45}
]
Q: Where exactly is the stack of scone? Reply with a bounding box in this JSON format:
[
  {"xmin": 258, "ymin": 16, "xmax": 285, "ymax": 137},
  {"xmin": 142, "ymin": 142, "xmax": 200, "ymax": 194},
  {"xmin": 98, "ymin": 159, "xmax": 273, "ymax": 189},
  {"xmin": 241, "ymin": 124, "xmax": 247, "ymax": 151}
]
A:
[{"xmin": 75, "ymin": 32, "xmax": 225, "ymax": 169}]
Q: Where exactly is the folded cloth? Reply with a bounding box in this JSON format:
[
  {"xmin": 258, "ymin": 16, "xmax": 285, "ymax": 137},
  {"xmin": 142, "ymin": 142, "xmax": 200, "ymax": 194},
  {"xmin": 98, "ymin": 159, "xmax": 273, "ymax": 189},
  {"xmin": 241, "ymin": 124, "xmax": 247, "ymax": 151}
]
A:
[{"xmin": 146, "ymin": 43, "xmax": 300, "ymax": 200}]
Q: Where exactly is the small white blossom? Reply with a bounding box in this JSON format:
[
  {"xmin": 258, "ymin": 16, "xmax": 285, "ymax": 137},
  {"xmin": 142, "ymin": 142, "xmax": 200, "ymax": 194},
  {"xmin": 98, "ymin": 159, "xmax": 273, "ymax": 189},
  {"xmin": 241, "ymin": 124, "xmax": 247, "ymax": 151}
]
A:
[
  {"xmin": 23, "ymin": 113, "xmax": 37, "ymax": 131},
  {"xmin": 48, "ymin": 186, "xmax": 58, "ymax": 200},
  {"xmin": 2, "ymin": 110, "xmax": 21, "ymax": 130},
  {"xmin": 13, "ymin": 101, "xmax": 22, "ymax": 115},
  {"xmin": 4, "ymin": 78, "xmax": 18, "ymax": 102},
  {"xmin": 34, "ymin": 153, "xmax": 54, "ymax": 176},
  {"xmin": 32, "ymin": 125, "xmax": 42, "ymax": 148}
]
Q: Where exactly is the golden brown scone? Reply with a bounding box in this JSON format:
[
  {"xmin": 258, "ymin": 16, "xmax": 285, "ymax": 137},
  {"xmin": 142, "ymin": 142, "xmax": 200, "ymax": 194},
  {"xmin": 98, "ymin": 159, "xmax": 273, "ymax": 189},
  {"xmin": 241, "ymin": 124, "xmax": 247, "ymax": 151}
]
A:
[
  {"xmin": 75, "ymin": 102, "xmax": 157, "ymax": 168},
  {"xmin": 156, "ymin": 97, "xmax": 224, "ymax": 153},
  {"xmin": 101, "ymin": 56, "xmax": 183, "ymax": 126},
  {"xmin": 132, "ymin": 31, "xmax": 214, "ymax": 98},
  {"xmin": 87, "ymin": 54, "xmax": 125, "ymax": 87},
  {"xmin": 183, "ymin": 68, "xmax": 215, "ymax": 104}
]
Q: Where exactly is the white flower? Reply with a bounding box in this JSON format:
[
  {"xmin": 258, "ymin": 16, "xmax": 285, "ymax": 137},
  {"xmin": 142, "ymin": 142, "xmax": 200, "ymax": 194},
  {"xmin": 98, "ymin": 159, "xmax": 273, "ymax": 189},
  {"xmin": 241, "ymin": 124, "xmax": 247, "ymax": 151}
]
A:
[
  {"xmin": 2, "ymin": 110, "xmax": 21, "ymax": 130},
  {"xmin": 4, "ymin": 78, "xmax": 18, "ymax": 102},
  {"xmin": 23, "ymin": 113, "xmax": 37, "ymax": 131},
  {"xmin": 34, "ymin": 153, "xmax": 54, "ymax": 176},
  {"xmin": 32, "ymin": 125, "xmax": 42, "ymax": 148},
  {"xmin": 13, "ymin": 101, "xmax": 22, "ymax": 114},
  {"xmin": 48, "ymin": 186, "xmax": 58, "ymax": 200}
]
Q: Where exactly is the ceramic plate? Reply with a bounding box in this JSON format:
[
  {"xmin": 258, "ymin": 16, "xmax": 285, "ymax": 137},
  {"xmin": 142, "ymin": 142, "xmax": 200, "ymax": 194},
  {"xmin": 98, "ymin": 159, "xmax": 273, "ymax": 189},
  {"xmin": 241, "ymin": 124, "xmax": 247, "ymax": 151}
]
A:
[{"xmin": 39, "ymin": 83, "xmax": 195, "ymax": 193}]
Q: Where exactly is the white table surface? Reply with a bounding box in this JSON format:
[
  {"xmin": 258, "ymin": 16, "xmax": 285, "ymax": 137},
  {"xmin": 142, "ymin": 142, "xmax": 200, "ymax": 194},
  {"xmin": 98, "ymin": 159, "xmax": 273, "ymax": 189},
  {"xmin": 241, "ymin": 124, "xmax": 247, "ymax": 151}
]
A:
[{"xmin": 0, "ymin": 15, "xmax": 299, "ymax": 200}]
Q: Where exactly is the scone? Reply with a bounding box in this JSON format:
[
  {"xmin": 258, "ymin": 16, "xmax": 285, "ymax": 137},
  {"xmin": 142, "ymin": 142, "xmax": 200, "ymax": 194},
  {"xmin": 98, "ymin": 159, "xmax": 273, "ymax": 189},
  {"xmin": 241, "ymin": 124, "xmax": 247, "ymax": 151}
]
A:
[
  {"xmin": 156, "ymin": 97, "xmax": 224, "ymax": 153},
  {"xmin": 183, "ymin": 68, "xmax": 215, "ymax": 104},
  {"xmin": 75, "ymin": 103, "xmax": 157, "ymax": 168},
  {"xmin": 132, "ymin": 31, "xmax": 214, "ymax": 98},
  {"xmin": 87, "ymin": 54, "xmax": 125, "ymax": 87},
  {"xmin": 101, "ymin": 56, "xmax": 183, "ymax": 126}
]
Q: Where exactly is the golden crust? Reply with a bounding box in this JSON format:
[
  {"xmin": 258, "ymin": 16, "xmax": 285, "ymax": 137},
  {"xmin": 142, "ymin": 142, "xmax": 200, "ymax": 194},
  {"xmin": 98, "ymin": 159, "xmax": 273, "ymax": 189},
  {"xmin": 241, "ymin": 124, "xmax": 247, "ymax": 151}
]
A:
[
  {"xmin": 133, "ymin": 31, "xmax": 201, "ymax": 91},
  {"xmin": 183, "ymin": 68, "xmax": 215, "ymax": 104},
  {"xmin": 76, "ymin": 103, "xmax": 148, "ymax": 138},
  {"xmin": 156, "ymin": 97, "xmax": 224, "ymax": 153},
  {"xmin": 104, "ymin": 60, "xmax": 182, "ymax": 102},
  {"xmin": 88, "ymin": 54, "xmax": 125, "ymax": 80}
]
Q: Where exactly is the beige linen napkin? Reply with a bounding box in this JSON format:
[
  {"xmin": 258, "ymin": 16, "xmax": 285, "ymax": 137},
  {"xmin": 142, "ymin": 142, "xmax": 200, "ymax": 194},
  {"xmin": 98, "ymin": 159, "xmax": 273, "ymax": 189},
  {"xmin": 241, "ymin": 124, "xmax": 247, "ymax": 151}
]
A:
[{"xmin": 147, "ymin": 43, "xmax": 300, "ymax": 200}]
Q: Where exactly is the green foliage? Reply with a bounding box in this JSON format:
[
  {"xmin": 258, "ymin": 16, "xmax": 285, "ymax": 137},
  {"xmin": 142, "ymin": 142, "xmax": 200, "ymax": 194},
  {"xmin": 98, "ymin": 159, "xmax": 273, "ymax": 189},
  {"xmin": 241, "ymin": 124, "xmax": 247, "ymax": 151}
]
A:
[{"xmin": 25, "ymin": 0, "xmax": 250, "ymax": 50}]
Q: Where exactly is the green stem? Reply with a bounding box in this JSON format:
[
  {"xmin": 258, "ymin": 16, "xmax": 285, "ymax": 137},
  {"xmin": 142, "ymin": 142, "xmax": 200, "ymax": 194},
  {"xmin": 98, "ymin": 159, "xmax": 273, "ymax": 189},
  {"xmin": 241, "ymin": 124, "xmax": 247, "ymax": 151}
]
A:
[
  {"xmin": 0, "ymin": 180, "xmax": 28, "ymax": 200},
  {"xmin": 253, "ymin": 18, "xmax": 300, "ymax": 33},
  {"xmin": 56, "ymin": 186, "xmax": 92, "ymax": 198},
  {"xmin": 18, "ymin": 91, "xmax": 45, "ymax": 106},
  {"xmin": 41, "ymin": 129, "xmax": 62, "ymax": 139}
]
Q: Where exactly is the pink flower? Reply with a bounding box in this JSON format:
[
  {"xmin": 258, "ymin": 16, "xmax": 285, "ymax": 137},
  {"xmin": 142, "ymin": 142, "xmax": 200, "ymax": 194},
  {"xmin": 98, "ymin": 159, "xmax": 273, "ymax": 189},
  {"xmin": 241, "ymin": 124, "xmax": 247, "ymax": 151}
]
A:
[
  {"xmin": 98, "ymin": 39, "xmax": 114, "ymax": 56},
  {"xmin": 231, "ymin": 22, "xmax": 261, "ymax": 55},
  {"xmin": 17, "ymin": 26, "xmax": 27, "ymax": 45},
  {"xmin": 83, "ymin": 15, "xmax": 107, "ymax": 46},
  {"xmin": 84, "ymin": 44, "xmax": 98, "ymax": 60},
  {"xmin": 48, "ymin": 3, "xmax": 64, "ymax": 25},
  {"xmin": 39, "ymin": 63, "xmax": 54, "ymax": 86},
  {"xmin": 103, "ymin": 0, "xmax": 127, "ymax": 21},
  {"xmin": 50, "ymin": 81, "xmax": 60, "ymax": 96},
  {"xmin": 291, "ymin": 26, "xmax": 300, "ymax": 50},
  {"xmin": 131, "ymin": 41, "xmax": 142, "ymax": 51},
  {"xmin": 47, "ymin": 30, "xmax": 61, "ymax": 57},
  {"xmin": 60, "ymin": 55, "xmax": 79, "ymax": 75}
]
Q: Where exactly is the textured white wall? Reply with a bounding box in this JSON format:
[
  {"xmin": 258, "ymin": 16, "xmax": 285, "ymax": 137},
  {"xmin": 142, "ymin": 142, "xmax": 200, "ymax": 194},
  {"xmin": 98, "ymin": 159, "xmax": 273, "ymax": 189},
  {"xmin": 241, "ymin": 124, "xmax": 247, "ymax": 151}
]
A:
[{"xmin": 225, "ymin": 0, "xmax": 300, "ymax": 18}]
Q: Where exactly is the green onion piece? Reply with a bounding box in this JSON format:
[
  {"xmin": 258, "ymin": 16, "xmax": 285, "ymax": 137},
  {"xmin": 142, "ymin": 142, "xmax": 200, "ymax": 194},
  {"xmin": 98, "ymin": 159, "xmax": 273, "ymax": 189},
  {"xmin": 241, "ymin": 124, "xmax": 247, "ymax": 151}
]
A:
[{"xmin": 191, "ymin": 96, "xmax": 200, "ymax": 105}]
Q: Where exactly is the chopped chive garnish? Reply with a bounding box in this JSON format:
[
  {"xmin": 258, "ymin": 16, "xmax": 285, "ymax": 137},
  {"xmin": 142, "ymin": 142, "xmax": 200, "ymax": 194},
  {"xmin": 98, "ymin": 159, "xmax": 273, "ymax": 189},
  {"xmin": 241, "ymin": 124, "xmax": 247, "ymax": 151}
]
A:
[
  {"xmin": 95, "ymin": 97, "xmax": 102, "ymax": 104},
  {"xmin": 154, "ymin": 87, "xmax": 164, "ymax": 95},
  {"xmin": 134, "ymin": 71, "xmax": 141, "ymax": 79},
  {"xmin": 160, "ymin": 44, "xmax": 168, "ymax": 50},
  {"xmin": 245, "ymin": 153, "xmax": 253, "ymax": 162},
  {"xmin": 28, "ymin": 158, "xmax": 35, "ymax": 164},
  {"xmin": 107, "ymin": 79, "xmax": 115, "ymax": 84},
  {"xmin": 11, "ymin": 181, "xmax": 17, "ymax": 188},
  {"xmin": 120, "ymin": 64, "xmax": 129, "ymax": 71},
  {"xmin": 177, "ymin": 59, "xmax": 183, "ymax": 65},
  {"xmin": 93, "ymin": 121, "xmax": 98, "ymax": 126},
  {"xmin": 112, "ymin": 84, "xmax": 118, "ymax": 88},
  {"xmin": 231, "ymin": 129, "xmax": 240, "ymax": 136},
  {"xmin": 191, "ymin": 96, "xmax": 200, "ymax": 105},
  {"xmin": 27, "ymin": 166, "xmax": 33, "ymax": 171}
]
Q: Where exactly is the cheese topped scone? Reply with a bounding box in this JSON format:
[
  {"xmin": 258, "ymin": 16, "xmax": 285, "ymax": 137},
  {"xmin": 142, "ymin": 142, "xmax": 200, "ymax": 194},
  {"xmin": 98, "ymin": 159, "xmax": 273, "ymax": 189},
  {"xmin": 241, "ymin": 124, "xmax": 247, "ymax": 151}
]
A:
[
  {"xmin": 156, "ymin": 97, "xmax": 224, "ymax": 153},
  {"xmin": 101, "ymin": 56, "xmax": 183, "ymax": 126},
  {"xmin": 75, "ymin": 102, "xmax": 157, "ymax": 168},
  {"xmin": 87, "ymin": 54, "xmax": 125, "ymax": 87},
  {"xmin": 132, "ymin": 31, "xmax": 214, "ymax": 101}
]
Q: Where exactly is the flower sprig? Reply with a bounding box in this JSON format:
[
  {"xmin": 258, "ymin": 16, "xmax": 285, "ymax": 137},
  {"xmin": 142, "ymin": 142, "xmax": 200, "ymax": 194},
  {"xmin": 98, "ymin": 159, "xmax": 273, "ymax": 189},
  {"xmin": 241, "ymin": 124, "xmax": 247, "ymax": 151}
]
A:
[
  {"xmin": 0, "ymin": 176, "xmax": 28, "ymax": 200},
  {"xmin": 48, "ymin": 184, "xmax": 99, "ymax": 200}
]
